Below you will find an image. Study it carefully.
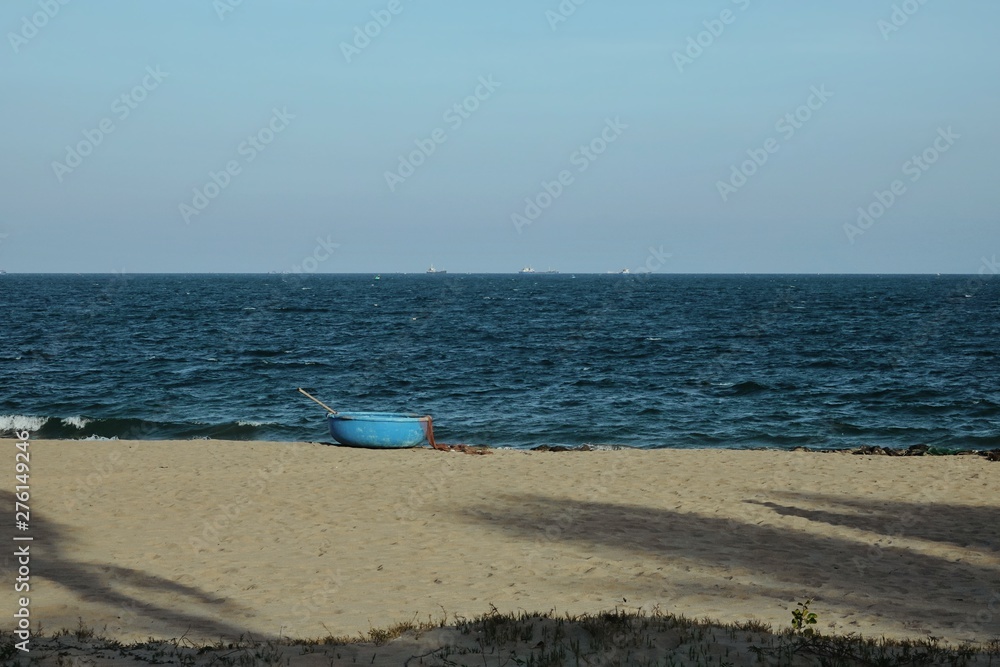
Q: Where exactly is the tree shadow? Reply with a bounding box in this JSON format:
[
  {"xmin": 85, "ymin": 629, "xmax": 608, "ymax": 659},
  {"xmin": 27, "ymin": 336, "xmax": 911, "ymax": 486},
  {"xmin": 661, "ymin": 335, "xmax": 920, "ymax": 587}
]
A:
[
  {"xmin": 455, "ymin": 492, "xmax": 1000, "ymax": 641},
  {"xmin": 1, "ymin": 489, "xmax": 269, "ymax": 640},
  {"xmin": 746, "ymin": 491, "xmax": 999, "ymax": 553}
]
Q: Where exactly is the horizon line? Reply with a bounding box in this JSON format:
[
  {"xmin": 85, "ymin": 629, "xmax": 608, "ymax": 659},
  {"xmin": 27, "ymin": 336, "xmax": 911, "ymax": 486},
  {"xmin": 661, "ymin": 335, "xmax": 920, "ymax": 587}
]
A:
[{"xmin": 1, "ymin": 272, "xmax": 992, "ymax": 277}]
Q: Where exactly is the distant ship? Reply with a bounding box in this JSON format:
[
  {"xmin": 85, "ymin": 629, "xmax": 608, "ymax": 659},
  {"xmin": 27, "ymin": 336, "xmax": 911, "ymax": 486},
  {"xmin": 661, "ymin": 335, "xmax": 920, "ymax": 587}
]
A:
[
  {"xmin": 619, "ymin": 268, "xmax": 630, "ymax": 274},
  {"xmin": 519, "ymin": 266, "xmax": 535, "ymax": 274},
  {"xmin": 542, "ymin": 268, "xmax": 559, "ymax": 274},
  {"xmin": 426, "ymin": 265, "xmax": 446, "ymax": 274}
]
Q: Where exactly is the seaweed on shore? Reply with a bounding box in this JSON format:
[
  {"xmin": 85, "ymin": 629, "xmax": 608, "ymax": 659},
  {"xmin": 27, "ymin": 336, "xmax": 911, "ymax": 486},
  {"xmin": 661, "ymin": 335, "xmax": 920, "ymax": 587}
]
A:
[
  {"xmin": 847, "ymin": 444, "xmax": 1000, "ymax": 460},
  {"xmin": 529, "ymin": 443, "xmax": 1000, "ymax": 458}
]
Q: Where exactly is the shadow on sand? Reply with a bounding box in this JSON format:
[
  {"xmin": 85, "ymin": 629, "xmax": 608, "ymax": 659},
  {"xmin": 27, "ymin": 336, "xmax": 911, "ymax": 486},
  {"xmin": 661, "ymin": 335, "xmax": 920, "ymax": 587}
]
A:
[
  {"xmin": 1, "ymin": 489, "xmax": 268, "ymax": 640},
  {"xmin": 457, "ymin": 491, "xmax": 1000, "ymax": 642}
]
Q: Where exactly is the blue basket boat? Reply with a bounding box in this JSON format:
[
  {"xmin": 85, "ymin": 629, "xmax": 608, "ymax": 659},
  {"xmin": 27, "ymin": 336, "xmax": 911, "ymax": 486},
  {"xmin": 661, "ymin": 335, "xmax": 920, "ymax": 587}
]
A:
[
  {"xmin": 299, "ymin": 388, "xmax": 437, "ymax": 449},
  {"xmin": 326, "ymin": 412, "xmax": 434, "ymax": 449}
]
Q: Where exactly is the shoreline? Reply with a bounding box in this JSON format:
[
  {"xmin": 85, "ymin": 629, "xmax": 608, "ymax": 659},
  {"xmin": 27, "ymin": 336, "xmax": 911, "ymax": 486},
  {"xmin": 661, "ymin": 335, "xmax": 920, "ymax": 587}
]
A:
[
  {"xmin": 4, "ymin": 439, "xmax": 999, "ymax": 650},
  {"xmin": 531, "ymin": 442, "xmax": 1000, "ymax": 458},
  {"xmin": 7, "ymin": 432, "xmax": 1000, "ymax": 457}
]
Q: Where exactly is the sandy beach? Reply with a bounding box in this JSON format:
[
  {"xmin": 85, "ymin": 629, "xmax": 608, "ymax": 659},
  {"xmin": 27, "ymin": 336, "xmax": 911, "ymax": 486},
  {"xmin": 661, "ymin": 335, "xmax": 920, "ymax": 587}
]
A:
[{"xmin": 4, "ymin": 439, "xmax": 999, "ymax": 659}]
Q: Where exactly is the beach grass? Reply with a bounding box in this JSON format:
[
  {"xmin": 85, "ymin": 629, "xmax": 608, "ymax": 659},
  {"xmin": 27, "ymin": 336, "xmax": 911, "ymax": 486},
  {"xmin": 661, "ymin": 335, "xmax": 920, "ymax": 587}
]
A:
[{"xmin": 3, "ymin": 608, "xmax": 998, "ymax": 667}]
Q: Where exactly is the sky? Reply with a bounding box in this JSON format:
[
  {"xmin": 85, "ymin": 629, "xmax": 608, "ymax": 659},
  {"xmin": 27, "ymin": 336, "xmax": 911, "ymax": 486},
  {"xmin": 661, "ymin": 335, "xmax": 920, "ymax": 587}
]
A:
[{"xmin": 0, "ymin": 1, "xmax": 998, "ymax": 274}]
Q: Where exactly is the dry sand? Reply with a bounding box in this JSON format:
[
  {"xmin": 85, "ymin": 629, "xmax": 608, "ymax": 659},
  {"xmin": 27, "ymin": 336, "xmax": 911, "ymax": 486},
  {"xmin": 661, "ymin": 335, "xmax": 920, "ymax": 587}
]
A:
[{"xmin": 4, "ymin": 439, "xmax": 999, "ymax": 656}]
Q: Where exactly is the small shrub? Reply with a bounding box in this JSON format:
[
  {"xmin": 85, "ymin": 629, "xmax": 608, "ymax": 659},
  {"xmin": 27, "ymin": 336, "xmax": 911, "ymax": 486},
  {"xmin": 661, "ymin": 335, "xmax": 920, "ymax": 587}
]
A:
[{"xmin": 790, "ymin": 599, "xmax": 818, "ymax": 635}]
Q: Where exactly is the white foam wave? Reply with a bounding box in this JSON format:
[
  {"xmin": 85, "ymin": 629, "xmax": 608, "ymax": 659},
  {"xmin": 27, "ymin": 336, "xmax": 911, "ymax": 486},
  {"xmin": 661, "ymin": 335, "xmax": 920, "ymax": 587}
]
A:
[
  {"xmin": 62, "ymin": 416, "xmax": 92, "ymax": 429},
  {"xmin": 0, "ymin": 415, "xmax": 48, "ymax": 433}
]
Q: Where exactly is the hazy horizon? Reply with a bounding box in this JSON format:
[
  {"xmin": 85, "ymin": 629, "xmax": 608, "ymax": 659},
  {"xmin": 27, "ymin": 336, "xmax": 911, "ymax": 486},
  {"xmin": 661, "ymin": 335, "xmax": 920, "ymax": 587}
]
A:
[
  {"xmin": 2, "ymin": 1, "xmax": 998, "ymax": 275},
  {"xmin": 3, "ymin": 271, "xmax": 998, "ymax": 277}
]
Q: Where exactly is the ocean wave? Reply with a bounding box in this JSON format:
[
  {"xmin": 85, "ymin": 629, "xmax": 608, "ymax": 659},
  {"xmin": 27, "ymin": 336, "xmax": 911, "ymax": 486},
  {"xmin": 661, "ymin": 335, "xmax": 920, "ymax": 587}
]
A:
[
  {"xmin": 1, "ymin": 415, "xmax": 300, "ymax": 441},
  {"xmin": 0, "ymin": 415, "xmax": 49, "ymax": 433},
  {"xmin": 62, "ymin": 415, "xmax": 92, "ymax": 429},
  {"xmin": 709, "ymin": 381, "xmax": 771, "ymax": 396}
]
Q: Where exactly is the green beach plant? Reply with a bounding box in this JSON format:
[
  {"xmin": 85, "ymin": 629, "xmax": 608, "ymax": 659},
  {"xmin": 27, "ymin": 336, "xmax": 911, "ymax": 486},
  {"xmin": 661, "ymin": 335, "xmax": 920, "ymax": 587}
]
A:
[{"xmin": 790, "ymin": 598, "xmax": 818, "ymax": 635}]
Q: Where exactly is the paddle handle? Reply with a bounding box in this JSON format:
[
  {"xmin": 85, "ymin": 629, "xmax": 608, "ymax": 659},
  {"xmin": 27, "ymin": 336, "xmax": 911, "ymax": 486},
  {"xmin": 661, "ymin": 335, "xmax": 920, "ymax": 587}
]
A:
[{"xmin": 297, "ymin": 388, "xmax": 338, "ymax": 415}]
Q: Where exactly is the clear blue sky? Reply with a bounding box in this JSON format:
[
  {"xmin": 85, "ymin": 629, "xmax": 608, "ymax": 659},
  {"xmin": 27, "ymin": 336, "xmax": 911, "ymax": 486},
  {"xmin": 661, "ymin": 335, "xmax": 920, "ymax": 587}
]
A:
[{"xmin": 1, "ymin": 1, "xmax": 998, "ymax": 273}]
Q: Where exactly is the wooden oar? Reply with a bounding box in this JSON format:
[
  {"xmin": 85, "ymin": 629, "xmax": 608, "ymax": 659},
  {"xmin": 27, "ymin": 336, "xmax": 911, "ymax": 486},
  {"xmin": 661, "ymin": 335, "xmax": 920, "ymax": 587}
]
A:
[{"xmin": 297, "ymin": 387, "xmax": 338, "ymax": 415}]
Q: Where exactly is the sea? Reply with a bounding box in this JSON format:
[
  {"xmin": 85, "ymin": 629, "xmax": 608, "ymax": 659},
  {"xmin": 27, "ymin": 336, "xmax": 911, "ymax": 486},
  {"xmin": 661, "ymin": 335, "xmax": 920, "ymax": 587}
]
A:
[{"xmin": 1, "ymin": 273, "xmax": 998, "ymax": 451}]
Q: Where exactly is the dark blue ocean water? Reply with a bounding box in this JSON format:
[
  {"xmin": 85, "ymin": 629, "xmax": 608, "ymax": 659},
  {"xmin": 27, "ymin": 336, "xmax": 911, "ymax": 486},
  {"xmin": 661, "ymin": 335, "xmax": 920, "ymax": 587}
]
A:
[{"xmin": 1, "ymin": 274, "xmax": 998, "ymax": 450}]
